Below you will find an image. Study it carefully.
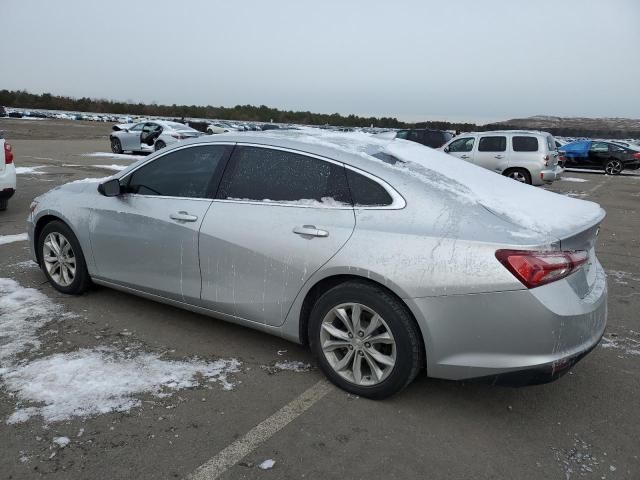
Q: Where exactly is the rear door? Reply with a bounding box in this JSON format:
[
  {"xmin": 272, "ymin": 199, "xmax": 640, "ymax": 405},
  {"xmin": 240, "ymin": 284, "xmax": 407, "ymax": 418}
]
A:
[
  {"xmin": 89, "ymin": 144, "xmax": 232, "ymax": 303},
  {"xmin": 199, "ymin": 145, "xmax": 356, "ymax": 326},
  {"xmin": 588, "ymin": 141, "xmax": 610, "ymax": 168},
  {"xmin": 475, "ymin": 135, "xmax": 507, "ymax": 172}
]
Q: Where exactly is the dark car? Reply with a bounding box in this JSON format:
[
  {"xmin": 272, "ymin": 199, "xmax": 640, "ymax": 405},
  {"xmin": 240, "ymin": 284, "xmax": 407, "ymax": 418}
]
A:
[
  {"xmin": 561, "ymin": 140, "xmax": 640, "ymax": 175},
  {"xmin": 0, "ymin": 106, "xmax": 6, "ymax": 117},
  {"xmin": 395, "ymin": 129, "xmax": 453, "ymax": 148}
]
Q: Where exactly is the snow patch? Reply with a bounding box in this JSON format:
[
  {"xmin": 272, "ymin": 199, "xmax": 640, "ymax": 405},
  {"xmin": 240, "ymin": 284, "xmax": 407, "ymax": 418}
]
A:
[
  {"xmin": 53, "ymin": 436, "xmax": 70, "ymax": 448},
  {"xmin": 82, "ymin": 152, "xmax": 141, "ymax": 160},
  {"xmin": 273, "ymin": 360, "xmax": 311, "ymax": 372},
  {"xmin": 91, "ymin": 164, "xmax": 128, "ymax": 172},
  {"xmin": 4, "ymin": 348, "xmax": 241, "ymax": 423},
  {"xmin": 15, "ymin": 166, "xmax": 46, "ymax": 175},
  {"xmin": 560, "ymin": 177, "xmax": 588, "ymax": 183},
  {"xmin": 227, "ymin": 197, "xmax": 350, "ymax": 208},
  {"xmin": 0, "ymin": 233, "xmax": 28, "ymax": 246},
  {"xmin": 601, "ymin": 332, "xmax": 640, "ymax": 357},
  {"xmin": 258, "ymin": 459, "xmax": 275, "ymax": 470}
]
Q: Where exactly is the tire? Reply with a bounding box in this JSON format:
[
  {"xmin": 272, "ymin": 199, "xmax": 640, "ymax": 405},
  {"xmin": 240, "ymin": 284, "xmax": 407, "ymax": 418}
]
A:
[
  {"xmin": 155, "ymin": 140, "xmax": 166, "ymax": 151},
  {"xmin": 0, "ymin": 198, "xmax": 7, "ymax": 211},
  {"xmin": 111, "ymin": 137, "xmax": 123, "ymax": 154},
  {"xmin": 38, "ymin": 220, "xmax": 91, "ymax": 295},
  {"xmin": 503, "ymin": 168, "xmax": 532, "ymax": 185},
  {"xmin": 604, "ymin": 158, "xmax": 623, "ymax": 175},
  {"xmin": 308, "ymin": 281, "xmax": 423, "ymax": 399}
]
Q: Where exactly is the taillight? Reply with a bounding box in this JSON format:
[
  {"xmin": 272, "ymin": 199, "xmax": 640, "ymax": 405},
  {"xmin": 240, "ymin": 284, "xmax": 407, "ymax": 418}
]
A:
[
  {"xmin": 495, "ymin": 250, "xmax": 588, "ymax": 289},
  {"xmin": 633, "ymin": 152, "xmax": 640, "ymax": 160},
  {"xmin": 172, "ymin": 134, "xmax": 185, "ymax": 140},
  {"xmin": 542, "ymin": 154, "xmax": 549, "ymax": 166},
  {"xmin": 4, "ymin": 142, "xmax": 13, "ymax": 164}
]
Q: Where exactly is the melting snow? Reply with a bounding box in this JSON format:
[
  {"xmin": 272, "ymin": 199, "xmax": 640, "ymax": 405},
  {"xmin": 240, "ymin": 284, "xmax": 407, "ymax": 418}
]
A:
[
  {"xmin": 4, "ymin": 348, "xmax": 241, "ymax": 423},
  {"xmin": 52, "ymin": 436, "xmax": 70, "ymax": 448},
  {"xmin": 0, "ymin": 233, "xmax": 28, "ymax": 246},
  {"xmin": 0, "ymin": 278, "xmax": 241, "ymax": 424},
  {"xmin": 273, "ymin": 360, "xmax": 311, "ymax": 372},
  {"xmin": 258, "ymin": 459, "xmax": 276, "ymax": 470},
  {"xmin": 91, "ymin": 164, "xmax": 128, "ymax": 171},
  {"xmin": 15, "ymin": 166, "xmax": 47, "ymax": 175},
  {"xmin": 560, "ymin": 177, "xmax": 588, "ymax": 183},
  {"xmin": 227, "ymin": 197, "xmax": 350, "ymax": 207},
  {"xmin": 601, "ymin": 332, "xmax": 640, "ymax": 357}
]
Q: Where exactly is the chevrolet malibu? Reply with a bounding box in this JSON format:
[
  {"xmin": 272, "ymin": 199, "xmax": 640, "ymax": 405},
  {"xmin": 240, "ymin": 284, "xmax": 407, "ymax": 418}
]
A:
[{"xmin": 27, "ymin": 132, "xmax": 607, "ymax": 398}]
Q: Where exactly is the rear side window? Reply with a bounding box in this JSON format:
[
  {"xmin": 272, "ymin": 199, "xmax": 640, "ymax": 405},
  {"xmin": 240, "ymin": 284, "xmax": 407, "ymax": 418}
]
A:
[
  {"xmin": 220, "ymin": 146, "xmax": 351, "ymax": 205},
  {"xmin": 512, "ymin": 136, "xmax": 539, "ymax": 152},
  {"xmin": 546, "ymin": 136, "xmax": 556, "ymax": 151},
  {"xmin": 478, "ymin": 136, "xmax": 506, "ymax": 152},
  {"xmin": 346, "ymin": 170, "xmax": 392, "ymax": 206},
  {"xmin": 127, "ymin": 145, "xmax": 229, "ymax": 198},
  {"xmin": 396, "ymin": 130, "xmax": 409, "ymax": 139},
  {"xmin": 448, "ymin": 137, "xmax": 475, "ymax": 153}
]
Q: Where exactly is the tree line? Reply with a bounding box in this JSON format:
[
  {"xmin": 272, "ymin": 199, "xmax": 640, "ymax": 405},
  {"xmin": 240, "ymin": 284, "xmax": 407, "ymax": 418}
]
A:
[{"xmin": 1, "ymin": 89, "xmax": 637, "ymax": 138}]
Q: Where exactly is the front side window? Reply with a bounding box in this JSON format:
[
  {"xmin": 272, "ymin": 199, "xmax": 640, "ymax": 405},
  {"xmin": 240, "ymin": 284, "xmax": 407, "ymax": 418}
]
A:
[
  {"xmin": 126, "ymin": 145, "xmax": 229, "ymax": 198},
  {"xmin": 129, "ymin": 123, "xmax": 144, "ymax": 131},
  {"xmin": 512, "ymin": 136, "xmax": 539, "ymax": 152},
  {"xmin": 448, "ymin": 137, "xmax": 475, "ymax": 153},
  {"xmin": 220, "ymin": 147, "xmax": 351, "ymax": 205},
  {"xmin": 396, "ymin": 130, "xmax": 409, "ymax": 140},
  {"xmin": 478, "ymin": 136, "xmax": 506, "ymax": 152}
]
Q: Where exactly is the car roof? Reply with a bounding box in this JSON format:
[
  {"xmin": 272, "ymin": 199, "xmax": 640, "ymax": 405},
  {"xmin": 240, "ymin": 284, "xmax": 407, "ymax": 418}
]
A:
[{"xmin": 460, "ymin": 130, "xmax": 552, "ymax": 136}]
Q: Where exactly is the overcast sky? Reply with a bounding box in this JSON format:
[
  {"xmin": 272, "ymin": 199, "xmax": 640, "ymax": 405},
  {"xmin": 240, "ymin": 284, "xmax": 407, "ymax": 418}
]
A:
[{"xmin": 3, "ymin": 0, "xmax": 639, "ymax": 123}]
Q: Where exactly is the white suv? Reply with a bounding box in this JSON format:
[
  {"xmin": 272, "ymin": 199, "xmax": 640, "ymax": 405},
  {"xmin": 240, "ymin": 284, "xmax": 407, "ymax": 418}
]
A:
[
  {"xmin": 0, "ymin": 135, "xmax": 16, "ymax": 211},
  {"xmin": 441, "ymin": 130, "xmax": 563, "ymax": 185}
]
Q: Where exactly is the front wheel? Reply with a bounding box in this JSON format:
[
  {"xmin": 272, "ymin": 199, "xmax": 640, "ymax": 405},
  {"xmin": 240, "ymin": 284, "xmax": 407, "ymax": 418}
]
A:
[
  {"xmin": 155, "ymin": 140, "xmax": 166, "ymax": 151},
  {"xmin": 604, "ymin": 158, "xmax": 623, "ymax": 175},
  {"xmin": 38, "ymin": 221, "xmax": 91, "ymax": 295},
  {"xmin": 0, "ymin": 198, "xmax": 7, "ymax": 211},
  {"xmin": 309, "ymin": 281, "xmax": 423, "ymax": 399},
  {"xmin": 111, "ymin": 137, "xmax": 123, "ymax": 154}
]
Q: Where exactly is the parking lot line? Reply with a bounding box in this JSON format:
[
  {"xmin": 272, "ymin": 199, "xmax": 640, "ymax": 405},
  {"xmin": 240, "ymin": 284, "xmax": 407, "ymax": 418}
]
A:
[{"xmin": 186, "ymin": 379, "xmax": 333, "ymax": 480}]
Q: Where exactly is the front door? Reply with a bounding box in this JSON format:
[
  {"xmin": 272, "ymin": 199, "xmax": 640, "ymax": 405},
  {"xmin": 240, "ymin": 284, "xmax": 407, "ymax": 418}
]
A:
[
  {"xmin": 199, "ymin": 145, "xmax": 356, "ymax": 326},
  {"xmin": 89, "ymin": 144, "xmax": 232, "ymax": 303}
]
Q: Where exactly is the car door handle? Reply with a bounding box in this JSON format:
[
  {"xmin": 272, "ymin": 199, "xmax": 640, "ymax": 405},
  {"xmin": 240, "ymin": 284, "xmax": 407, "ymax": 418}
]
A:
[
  {"xmin": 460, "ymin": 154, "xmax": 470, "ymax": 159},
  {"xmin": 170, "ymin": 211, "xmax": 198, "ymax": 222},
  {"xmin": 293, "ymin": 225, "xmax": 329, "ymax": 237},
  {"xmin": 494, "ymin": 155, "xmax": 504, "ymax": 159}
]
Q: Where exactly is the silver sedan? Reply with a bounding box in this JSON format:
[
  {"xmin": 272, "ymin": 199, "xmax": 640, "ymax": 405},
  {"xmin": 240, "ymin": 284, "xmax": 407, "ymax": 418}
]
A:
[
  {"xmin": 110, "ymin": 120, "xmax": 202, "ymax": 154},
  {"xmin": 27, "ymin": 131, "xmax": 607, "ymax": 398}
]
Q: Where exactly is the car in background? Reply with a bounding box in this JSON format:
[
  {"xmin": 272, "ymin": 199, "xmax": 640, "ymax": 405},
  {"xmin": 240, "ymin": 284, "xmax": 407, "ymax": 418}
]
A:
[
  {"xmin": 0, "ymin": 106, "xmax": 7, "ymax": 117},
  {"xmin": 110, "ymin": 120, "xmax": 202, "ymax": 154},
  {"xmin": 610, "ymin": 140, "xmax": 640, "ymax": 152},
  {"xmin": 560, "ymin": 140, "xmax": 640, "ymax": 175},
  {"xmin": 0, "ymin": 135, "xmax": 16, "ymax": 211},
  {"xmin": 440, "ymin": 130, "xmax": 562, "ymax": 185},
  {"xmin": 27, "ymin": 132, "xmax": 607, "ymax": 398},
  {"xmin": 395, "ymin": 129, "xmax": 453, "ymax": 148}
]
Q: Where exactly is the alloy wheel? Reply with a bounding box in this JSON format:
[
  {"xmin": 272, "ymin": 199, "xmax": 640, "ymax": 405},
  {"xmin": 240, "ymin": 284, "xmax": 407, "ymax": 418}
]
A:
[
  {"xmin": 42, "ymin": 232, "xmax": 76, "ymax": 287},
  {"xmin": 320, "ymin": 303, "xmax": 396, "ymax": 386},
  {"xmin": 508, "ymin": 171, "xmax": 527, "ymax": 183},
  {"xmin": 605, "ymin": 160, "xmax": 622, "ymax": 175}
]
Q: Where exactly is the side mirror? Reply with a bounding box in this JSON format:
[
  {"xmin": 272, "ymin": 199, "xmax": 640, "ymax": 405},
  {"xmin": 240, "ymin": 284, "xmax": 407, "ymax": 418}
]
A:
[
  {"xmin": 98, "ymin": 178, "xmax": 122, "ymax": 197},
  {"xmin": 443, "ymin": 146, "xmax": 450, "ymax": 153}
]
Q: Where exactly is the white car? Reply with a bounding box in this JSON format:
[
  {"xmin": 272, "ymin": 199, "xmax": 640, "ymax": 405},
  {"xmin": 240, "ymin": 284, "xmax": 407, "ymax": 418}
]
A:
[
  {"xmin": 110, "ymin": 120, "xmax": 202, "ymax": 154},
  {"xmin": 0, "ymin": 136, "xmax": 16, "ymax": 211},
  {"xmin": 441, "ymin": 130, "xmax": 563, "ymax": 186}
]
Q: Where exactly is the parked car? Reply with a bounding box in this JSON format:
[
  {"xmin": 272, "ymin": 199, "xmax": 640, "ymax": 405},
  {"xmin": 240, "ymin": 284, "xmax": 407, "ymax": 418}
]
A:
[
  {"xmin": 395, "ymin": 128, "xmax": 453, "ymax": 148},
  {"xmin": 110, "ymin": 120, "xmax": 202, "ymax": 153},
  {"xmin": 27, "ymin": 132, "xmax": 607, "ymax": 398},
  {"xmin": 0, "ymin": 106, "xmax": 7, "ymax": 117},
  {"xmin": 440, "ymin": 130, "xmax": 562, "ymax": 185},
  {"xmin": 0, "ymin": 135, "xmax": 16, "ymax": 211},
  {"xmin": 560, "ymin": 140, "xmax": 640, "ymax": 175}
]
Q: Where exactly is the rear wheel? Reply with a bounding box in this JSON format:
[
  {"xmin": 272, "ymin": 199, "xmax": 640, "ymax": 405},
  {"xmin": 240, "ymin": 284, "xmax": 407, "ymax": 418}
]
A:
[
  {"xmin": 111, "ymin": 137, "xmax": 122, "ymax": 154},
  {"xmin": 0, "ymin": 199, "xmax": 7, "ymax": 211},
  {"xmin": 38, "ymin": 221, "xmax": 91, "ymax": 295},
  {"xmin": 155, "ymin": 140, "xmax": 166, "ymax": 151},
  {"xmin": 604, "ymin": 158, "xmax": 623, "ymax": 175},
  {"xmin": 503, "ymin": 168, "xmax": 532, "ymax": 184},
  {"xmin": 309, "ymin": 281, "xmax": 423, "ymax": 399}
]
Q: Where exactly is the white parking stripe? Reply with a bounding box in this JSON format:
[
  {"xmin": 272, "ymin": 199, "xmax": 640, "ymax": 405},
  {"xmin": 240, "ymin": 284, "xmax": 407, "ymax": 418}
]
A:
[{"xmin": 187, "ymin": 379, "xmax": 333, "ymax": 480}]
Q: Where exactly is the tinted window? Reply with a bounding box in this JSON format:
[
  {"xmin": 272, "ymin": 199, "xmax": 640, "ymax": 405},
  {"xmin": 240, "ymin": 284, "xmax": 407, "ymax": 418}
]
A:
[
  {"xmin": 478, "ymin": 136, "xmax": 506, "ymax": 152},
  {"xmin": 346, "ymin": 170, "xmax": 392, "ymax": 206},
  {"xmin": 512, "ymin": 136, "xmax": 539, "ymax": 152},
  {"xmin": 127, "ymin": 145, "xmax": 228, "ymax": 198},
  {"xmin": 407, "ymin": 130, "xmax": 424, "ymax": 143},
  {"xmin": 448, "ymin": 137, "xmax": 475, "ymax": 153},
  {"xmin": 221, "ymin": 147, "xmax": 351, "ymax": 205},
  {"xmin": 590, "ymin": 142, "xmax": 608, "ymax": 153},
  {"xmin": 424, "ymin": 131, "xmax": 450, "ymax": 148},
  {"xmin": 396, "ymin": 130, "xmax": 409, "ymax": 139}
]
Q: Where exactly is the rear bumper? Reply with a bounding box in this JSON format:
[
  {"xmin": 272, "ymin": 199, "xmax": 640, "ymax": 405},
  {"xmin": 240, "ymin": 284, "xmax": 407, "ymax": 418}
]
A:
[
  {"xmin": 407, "ymin": 259, "xmax": 607, "ymax": 382},
  {"xmin": 539, "ymin": 165, "xmax": 563, "ymax": 183}
]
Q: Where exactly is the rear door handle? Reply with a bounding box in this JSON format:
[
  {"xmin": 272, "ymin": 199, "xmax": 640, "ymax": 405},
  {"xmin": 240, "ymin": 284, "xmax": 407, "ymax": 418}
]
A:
[
  {"xmin": 170, "ymin": 211, "xmax": 198, "ymax": 222},
  {"xmin": 460, "ymin": 154, "xmax": 470, "ymax": 159},
  {"xmin": 494, "ymin": 155, "xmax": 504, "ymax": 159},
  {"xmin": 293, "ymin": 225, "xmax": 329, "ymax": 237}
]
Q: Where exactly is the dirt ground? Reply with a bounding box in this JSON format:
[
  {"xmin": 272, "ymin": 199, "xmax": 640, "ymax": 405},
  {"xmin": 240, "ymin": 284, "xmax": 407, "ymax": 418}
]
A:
[{"xmin": 1, "ymin": 118, "xmax": 639, "ymax": 480}]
